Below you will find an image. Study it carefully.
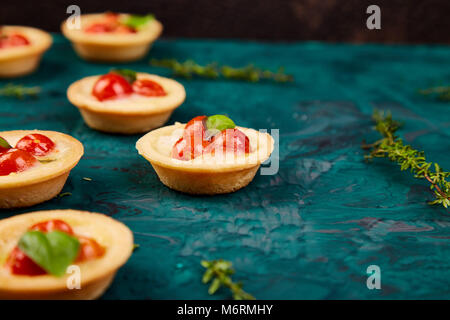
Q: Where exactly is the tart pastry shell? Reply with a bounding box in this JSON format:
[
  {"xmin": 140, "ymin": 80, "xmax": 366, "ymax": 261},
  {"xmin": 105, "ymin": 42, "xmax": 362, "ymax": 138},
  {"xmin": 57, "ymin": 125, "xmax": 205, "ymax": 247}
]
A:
[
  {"xmin": 136, "ymin": 123, "xmax": 274, "ymax": 194},
  {"xmin": 0, "ymin": 130, "xmax": 84, "ymax": 209},
  {"xmin": 0, "ymin": 26, "xmax": 52, "ymax": 78},
  {"xmin": 151, "ymin": 162, "xmax": 260, "ymax": 195},
  {"xmin": 0, "ymin": 209, "xmax": 133, "ymax": 300},
  {"xmin": 61, "ymin": 13, "xmax": 163, "ymax": 62},
  {"xmin": 67, "ymin": 73, "xmax": 186, "ymax": 134}
]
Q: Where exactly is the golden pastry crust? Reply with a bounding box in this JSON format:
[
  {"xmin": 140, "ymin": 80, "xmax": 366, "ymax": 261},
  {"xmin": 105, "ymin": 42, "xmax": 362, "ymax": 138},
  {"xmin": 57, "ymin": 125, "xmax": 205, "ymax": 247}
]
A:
[
  {"xmin": 0, "ymin": 209, "xmax": 134, "ymax": 300},
  {"xmin": 0, "ymin": 130, "xmax": 84, "ymax": 208},
  {"xmin": 136, "ymin": 123, "xmax": 274, "ymax": 194},
  {"xmin": 0, "ymin": 26, "xmax": 52, "ymax": 78},
  {"xmin": 151, "ymin": 163, "xmax": 261, "ymax": 195},
  {"xmin": 61, "ymin": 13, "xmax": 162, "ymax": 62},
  {"xmin": 67, "ymin": 73, "xmax": 186, "ymax": 134}
]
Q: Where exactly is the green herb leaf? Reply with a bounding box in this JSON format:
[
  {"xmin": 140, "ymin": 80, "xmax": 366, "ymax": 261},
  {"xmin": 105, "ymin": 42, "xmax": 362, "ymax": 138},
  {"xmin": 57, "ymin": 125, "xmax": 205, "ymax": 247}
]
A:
[
  {"xmin": 122, "ymin": 14, "xmax": 154, "ymax": 29},
  {"xmin": 202, "ymin": 268, "xmax": 214, "ymax": 283},
  {"xmin": 133, "ymin": 244, "xmax": 140, "ymax": 251},
  {"xmin": 208, "ymin": 278, "xmax": 221, "ymax": 294},
  {"xmin": 362, "ymin": 110, "xmax": 450, "ymax": 208},
  {"xmin": 58, "ymin": 192, "xmax": 72, "ymax": 198},
  {"xmin": 0, "ymin": 137, "xmax": 12, "ymax": 149},
  {"xmin": 206, "ymin": 115, "xmax": 236, "ymax": 132},
  {"xmin": 150, "ymin": 59, "xmax": 293, "ymax": 83},
  {"xmin": 419, "ymin": 86, "xmax": 450, "ymax": 101},
  {"xmin": 111, "ymin": 69, "xmax": 137, "ymax": 84},
  {"xmin": 18, "ymin": 231, "xmax": 80, "ymax": 277},
  {"xmin": 0, "ymin": 83, "xmax": 41, "ymax": 99},
  {"xmin": 201, "ymin": 259, "xmax": 255, "ymax": 300}
]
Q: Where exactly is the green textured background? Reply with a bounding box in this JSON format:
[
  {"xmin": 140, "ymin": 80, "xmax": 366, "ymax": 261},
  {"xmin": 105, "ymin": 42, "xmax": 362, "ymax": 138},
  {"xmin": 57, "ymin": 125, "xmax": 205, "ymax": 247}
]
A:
[{"xmin": 1, "ymin": 35, "xmax": 449, "ymax": 299}]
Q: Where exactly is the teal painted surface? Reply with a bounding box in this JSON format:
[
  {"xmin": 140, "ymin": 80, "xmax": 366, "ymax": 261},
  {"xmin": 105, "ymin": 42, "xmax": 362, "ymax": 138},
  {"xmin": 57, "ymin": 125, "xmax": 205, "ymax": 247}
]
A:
[{"xmin": 1, "ymin": 35, "xmax": 449, "ymax": 299}]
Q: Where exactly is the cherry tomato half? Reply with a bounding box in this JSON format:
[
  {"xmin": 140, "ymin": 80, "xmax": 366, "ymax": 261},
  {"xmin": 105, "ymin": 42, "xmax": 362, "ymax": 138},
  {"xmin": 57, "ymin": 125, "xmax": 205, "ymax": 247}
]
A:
[
  {"xmin": 29, "ymin": 219, "xmax": 74, "ymax": 235},
  {"xmin": 85, "ymin": 13, "xmax": 136, "ymax": 34},
  {"xmin": 6, "ymin": 247, "xmax": 46, "ymax": 276},
  {"xmin": 115, "ymin": 25, "xmax": 136, "ymax": 33},
  {"xmin": 84, "ymin": 23, "xmax": 116, "ymax": 33},
  {"xmin": 0, "ymin": 34, "xmax": 30, "ymax": 49},
  {"xmin": 205, "ymin": 128, "xmax": 250, "ymax": 155},
  {"xmin": 172, "ymin": 116, "xmax": 209, "ymax": 160},
  {"xmin": 0, "ymin": 149, "xmax": 37, "ymax": 176},
  {"xmin": 132, "ymin": 79, "xmax": 166, "ymax": 97},
  {"xmin": 76, "ymin": 236, "xmax": 105, "ymax": 262},
  {"xmin": 16, "ymin": 134, "xmax": 55, "ymax": 157},
  {"xmin": 92, "ymin": 72, "xmax": 133, "ymax": 101}
]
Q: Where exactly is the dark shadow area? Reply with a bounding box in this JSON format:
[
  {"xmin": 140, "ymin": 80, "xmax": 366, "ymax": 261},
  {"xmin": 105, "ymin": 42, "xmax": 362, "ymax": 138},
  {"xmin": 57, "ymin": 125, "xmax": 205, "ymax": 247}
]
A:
[{"xmin": 1, "ymin": 0, "xmax": 449, "ymax": 43}]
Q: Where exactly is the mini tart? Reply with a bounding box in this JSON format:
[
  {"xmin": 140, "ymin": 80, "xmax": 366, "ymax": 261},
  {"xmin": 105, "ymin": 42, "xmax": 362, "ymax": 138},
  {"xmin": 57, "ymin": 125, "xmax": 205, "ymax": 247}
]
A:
[
  {"xmin": 0, "ymin": 26, "xmax": 52, "ymax": 78},
  {"xmin": 0, "ymin": 209, "xmax": 133, "ymax": 300},
  {"xmin": 61, "ymin": 13, "xmax": 163, "ymax": 62},
  {"xmin": 67, "ymin": 73, "xmax": 186, "ymax": 134},
  {"xmin": 0, "ymin": 130, "xmax": 83, "ymax": 209},
  {"xmin": 136, "ymin": 123, "xmax": 274, "ymax": 194}
]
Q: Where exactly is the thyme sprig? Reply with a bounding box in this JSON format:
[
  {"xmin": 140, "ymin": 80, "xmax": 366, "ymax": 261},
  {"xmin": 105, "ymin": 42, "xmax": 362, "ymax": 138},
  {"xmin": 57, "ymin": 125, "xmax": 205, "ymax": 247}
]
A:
[
  {"xmin": 419, "ymin": 86, "xmax": 450, "ymax": 101},
  {"xmin": 201, "ymin": 259, "xmax": 255, "ymax": 300},
  {"xmin": 150, "ymin": 59, "xmax": 293, "ymax": 83},
  {"xmin": 0, "ymin": 83, "xmax": 41, "ymax": 99},
  {"xmin": 58, "ymin": 192, "xmax": 72, "ymax": 198},
  {"xmin": 362, "ymin": 110, "xmax": 450, "ymax": 208}
]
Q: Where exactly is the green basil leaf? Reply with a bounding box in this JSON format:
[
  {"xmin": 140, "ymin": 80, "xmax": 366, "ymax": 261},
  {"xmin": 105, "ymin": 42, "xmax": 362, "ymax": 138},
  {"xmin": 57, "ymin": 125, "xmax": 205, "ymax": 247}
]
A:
[
  {"xmin": 46, "ymin": 231, "xmax": 80, "ymax": 276},
  {"xmin": 18, "ymin": 230, "xmax": 80, "ymax": 277},
  {"xmin": 111, "ymin": 69, "xmax": 137, "ymax": 84},
  {"xmin": 206, "ymin": 115, "xmax": 236, "ymax": 132},
  {"xmin": 122, "ymin": 14, "xmax": 154, "ymax": 30},
  {"xmin": 0, "ymin": 137, "xmax": 12, "ymax": 149},
  {"xmin": 18, "ymin": 231, "xmax": 52, "ymax": 273}
]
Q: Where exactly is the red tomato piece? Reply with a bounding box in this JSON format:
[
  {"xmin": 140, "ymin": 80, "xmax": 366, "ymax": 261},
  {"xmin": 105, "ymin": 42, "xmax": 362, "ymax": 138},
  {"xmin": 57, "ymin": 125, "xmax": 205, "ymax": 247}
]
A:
[
  {"xmin": 132, "ymin": 79, "xmax": 166, "ymax": 97},
  {"xmin": 172, "ymin": 137, "xmax": 188, "ymax": 160},
  {"xmin": 29, "ymin": 220, "xmax": 74, "ymax": 235},
  {"xmin": 184, "ymin": 116, "xmax": 207, "ymax": 140},
  {"xmin": 76, "ymin": 236, "xmax": 105, "ymax": 262},
  {"xmin": 172, "ymin": 116, "xmax": 209, "ymax": 160},
  {"xmin": 115, "ymin": 25, "xmax": 137, "ymax": 34},
  {"xmin": 85, "ymin": 23, "xmax": 135, "ymax": 33},
  {"xmin": 205, "ymin": 128, "xmax": 250, "ymax": 155},
  {"xmin": 85, "ymin": 13, "xmax": 136, "ymax": 33},
  {"xmin": 103, "ymin": 12, "xmax": 121, "ymax": 24},
  {"xmin": 84, "ymin": 23, "xmax": 116, "ymax": 33},
  {"xmin": 92, "ymin": 72, "xmax": 133, "ymax": 101},
  {"xmin": 6, "ymin": 247, "xmax": 46, "ymax": 276},
  {"xmin": 16, "ymin": 134, "xmax": 55, "ymax": 157},
  {"xmin": 0, "ymin": 149, "xmax": 37, "ymax": 176},
  {"xmin": 0, "ymin": 34, "xmax": 30, "ymax": 49}
]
